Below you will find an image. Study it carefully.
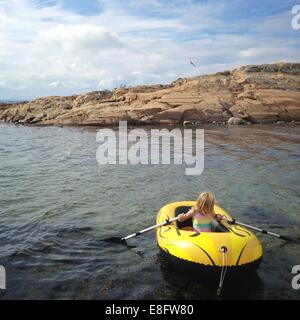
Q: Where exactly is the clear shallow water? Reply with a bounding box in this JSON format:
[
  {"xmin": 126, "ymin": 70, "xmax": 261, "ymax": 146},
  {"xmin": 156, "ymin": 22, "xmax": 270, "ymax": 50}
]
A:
[{"xmin": 0, "ymin": 122, "xmax": 299, "ymax": 300}]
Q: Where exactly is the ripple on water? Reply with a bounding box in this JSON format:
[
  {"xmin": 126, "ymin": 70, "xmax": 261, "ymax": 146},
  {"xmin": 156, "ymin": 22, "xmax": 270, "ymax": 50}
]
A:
[{"xmin": 0, "ymin": 122, "xmax": 299, "ymax": 299}]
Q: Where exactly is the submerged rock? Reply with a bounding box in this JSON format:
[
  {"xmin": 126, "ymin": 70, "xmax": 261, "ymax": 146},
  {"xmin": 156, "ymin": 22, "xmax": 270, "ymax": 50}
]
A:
[{"xmin": 228, "ymin": 117, "xmax": 247, "ymax": 125}]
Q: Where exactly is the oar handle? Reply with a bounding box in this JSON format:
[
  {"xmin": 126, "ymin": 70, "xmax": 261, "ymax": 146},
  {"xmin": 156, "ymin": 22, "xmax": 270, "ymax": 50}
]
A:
[
  {"xmin": 228, "ymin": 218, "xmax": 295, "ymax": 242},
  {"xmin": 122, "ymin": 216, "xmax": 180, "ymax": 241}
]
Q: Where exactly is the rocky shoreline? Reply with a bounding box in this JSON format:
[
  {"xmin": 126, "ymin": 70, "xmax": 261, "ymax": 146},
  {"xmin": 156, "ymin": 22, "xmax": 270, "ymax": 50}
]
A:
[{"xmin": 1, "ymin": 62, "xmax": 300, "ymax": 126}]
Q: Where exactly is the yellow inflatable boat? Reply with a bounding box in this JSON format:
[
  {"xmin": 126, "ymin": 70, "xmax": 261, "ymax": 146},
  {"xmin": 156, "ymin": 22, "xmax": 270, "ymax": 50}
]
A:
[{"xmin": 156, "ymin": 202, "xmax": 263, "ymax": 273}]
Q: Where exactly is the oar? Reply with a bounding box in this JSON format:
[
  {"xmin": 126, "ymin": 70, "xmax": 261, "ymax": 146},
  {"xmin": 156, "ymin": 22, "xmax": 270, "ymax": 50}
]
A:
[
  {"xmin": 228, "ymin": 218, "xmax": 298, "ymax": 242},
  {"xmin": 102, "ymin": 216, "xmax": 179, "ymax": 245}
]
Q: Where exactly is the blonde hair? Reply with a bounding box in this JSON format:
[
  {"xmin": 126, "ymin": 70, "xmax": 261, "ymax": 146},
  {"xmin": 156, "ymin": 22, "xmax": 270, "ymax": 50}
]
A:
[{"xmin": 194, "ymin": 192, "xmax": 215, "ymax": 215}]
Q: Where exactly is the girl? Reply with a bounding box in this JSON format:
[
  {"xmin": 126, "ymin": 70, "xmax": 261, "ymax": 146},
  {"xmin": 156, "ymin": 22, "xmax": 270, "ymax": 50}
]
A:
[{"xmin": 178, "ymin": 192, "xmax": 226, "ymax": 232}]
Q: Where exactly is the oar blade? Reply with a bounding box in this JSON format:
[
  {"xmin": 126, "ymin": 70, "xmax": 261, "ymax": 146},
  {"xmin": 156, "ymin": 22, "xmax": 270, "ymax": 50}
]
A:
[
  {"xmin": 100, "ymin": 237, "xmax": 126, "ymax": 244},
  {"xmin": 101, "ymin": 237, "xmax": 125, "ymax": 244},
  {"xmin": 100, "ymin": 237, "xmax": 137, "ymax": 248},
  {"xmin": 279, "ymin": 235, "xmax": 300, "ymax": 243}
]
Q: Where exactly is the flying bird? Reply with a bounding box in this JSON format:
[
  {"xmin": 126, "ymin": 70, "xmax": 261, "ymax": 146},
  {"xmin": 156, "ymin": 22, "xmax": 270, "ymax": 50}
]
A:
[{"xmin": 190, "ymin": 60, "xmax": 197, "ymax": 68}]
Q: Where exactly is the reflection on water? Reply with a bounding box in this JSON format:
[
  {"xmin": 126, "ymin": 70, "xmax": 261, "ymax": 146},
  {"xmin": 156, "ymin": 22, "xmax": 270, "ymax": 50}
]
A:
[
  {"xmin": 0, "ymin": 123, "xmax": 299, "ymax": 299},
  {"xmin": 157, "ymin": 252, "xmax": 264, "ymax": 300}
]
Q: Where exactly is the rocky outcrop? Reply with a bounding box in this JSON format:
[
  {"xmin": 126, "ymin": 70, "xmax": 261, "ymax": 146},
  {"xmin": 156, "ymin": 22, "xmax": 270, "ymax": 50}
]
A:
[{"xmin": 1, "ymin": 62, "xmax": 300, "ymax": 126}]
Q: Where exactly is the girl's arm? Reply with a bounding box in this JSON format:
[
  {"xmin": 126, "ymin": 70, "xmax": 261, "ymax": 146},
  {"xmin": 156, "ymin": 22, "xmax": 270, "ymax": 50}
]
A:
[
  {"xmin": 213, "ymin": 213, "xmax": 227, "ymax": 221},
  {"xmin": 178, "ymin": 208, "xmax": 195, "ymax": 222}
]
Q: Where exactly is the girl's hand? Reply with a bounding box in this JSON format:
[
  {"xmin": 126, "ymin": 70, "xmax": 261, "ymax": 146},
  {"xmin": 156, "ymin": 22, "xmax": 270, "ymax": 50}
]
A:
[
  {"xmin": 178, "ymin": 213, "xmax": 186, "ymax": 222},
  {"xmin": 215, "ymin": 214, "xmax": 227, "ymax": 221}
]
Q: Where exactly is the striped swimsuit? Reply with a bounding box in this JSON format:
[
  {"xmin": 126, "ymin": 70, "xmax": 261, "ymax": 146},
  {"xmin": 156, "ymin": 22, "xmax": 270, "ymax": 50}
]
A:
[{"xmin": 193, "ymin": 212, "xmax": 213, "ymax": 232}]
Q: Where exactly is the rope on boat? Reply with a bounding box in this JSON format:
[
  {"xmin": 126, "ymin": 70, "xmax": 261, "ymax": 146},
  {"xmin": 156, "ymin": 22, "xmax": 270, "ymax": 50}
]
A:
[{"xmin": 217, "ymin": 246, "xmax": 228, "ymax": 296}]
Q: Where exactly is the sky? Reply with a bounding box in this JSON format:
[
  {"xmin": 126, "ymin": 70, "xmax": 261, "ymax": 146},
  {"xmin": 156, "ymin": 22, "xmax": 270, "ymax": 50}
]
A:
[{"xmin": 0, "ymin": 0, "xmax": 299, "ymax": 100}]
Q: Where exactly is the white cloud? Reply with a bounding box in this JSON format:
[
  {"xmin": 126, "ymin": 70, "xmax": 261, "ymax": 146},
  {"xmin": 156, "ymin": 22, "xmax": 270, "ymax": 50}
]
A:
[
  {"xmin": 239, "ymin": 48, "xmax": 260, "ymax": 58},
  {"xmin": 0, "ymin": 0, "xmax": 299, "ymax": 100},
  {"xmin": 0, "ymin": 79, "xmax": 7, "ymax": 88},
  {"xmin": 98, "ymin": 78, "xmax": 113, "ymax": 88},
  {"xmin": 255, "ymin": 10, "xmax": 294, "ymax": 34},
  {"xmin": 0, "ymin": 9, "xmax": 6, "ymax": 27},
  {"xmin": 49, "ymin": 79, "xmax": 91, "ymax": 89},
  {"xmin": 131, "ymin": 71, "xmax": 142, "ymax": 75},
  {"xmin": 49, "ymin": 80, "xmax": 65, "ymax": 88},
  {"xmin": 38, "ymin": 24, "xmax": 124, "ymax": 52}
]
